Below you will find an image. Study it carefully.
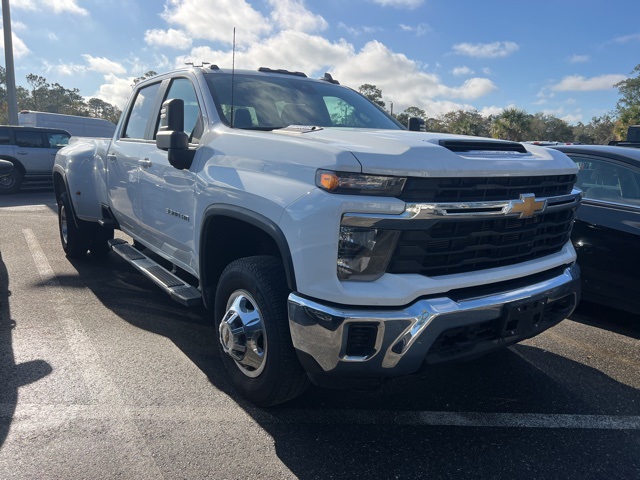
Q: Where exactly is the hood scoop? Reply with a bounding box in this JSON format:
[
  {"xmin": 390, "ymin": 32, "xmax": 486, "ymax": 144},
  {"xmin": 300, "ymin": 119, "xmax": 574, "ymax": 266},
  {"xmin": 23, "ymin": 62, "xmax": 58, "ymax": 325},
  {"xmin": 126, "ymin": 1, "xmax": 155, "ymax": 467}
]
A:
[{"xmin": 438, "ymin": 139, "xmax": 527, "ymax": 154}]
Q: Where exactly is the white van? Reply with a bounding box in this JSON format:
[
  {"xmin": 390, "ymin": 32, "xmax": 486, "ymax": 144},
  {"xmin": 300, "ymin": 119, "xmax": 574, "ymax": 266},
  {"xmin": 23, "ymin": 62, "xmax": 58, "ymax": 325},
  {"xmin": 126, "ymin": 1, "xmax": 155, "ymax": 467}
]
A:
[{"xmin": 18, "ymin": 110, "xmax": 116, "ymax": 138}]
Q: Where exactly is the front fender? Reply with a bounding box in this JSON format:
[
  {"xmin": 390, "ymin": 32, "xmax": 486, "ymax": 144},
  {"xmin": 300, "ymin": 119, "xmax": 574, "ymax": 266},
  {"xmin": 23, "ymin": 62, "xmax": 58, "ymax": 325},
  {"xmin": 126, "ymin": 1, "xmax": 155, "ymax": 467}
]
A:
[{"xmin": 53, "ymin": 138, "xmax": 110, "ymax": 222}]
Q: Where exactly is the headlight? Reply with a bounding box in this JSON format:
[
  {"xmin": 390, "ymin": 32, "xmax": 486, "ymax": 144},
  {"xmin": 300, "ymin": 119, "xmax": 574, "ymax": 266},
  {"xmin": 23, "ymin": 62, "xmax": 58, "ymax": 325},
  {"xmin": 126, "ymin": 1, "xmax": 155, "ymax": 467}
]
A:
[
  {"xmin": 338, "ymin": 226, "xmax": 400, "ymax": 280},
  {"xmin": 316, "ymin": 170, "xmax": 406, "ymax": 197}
]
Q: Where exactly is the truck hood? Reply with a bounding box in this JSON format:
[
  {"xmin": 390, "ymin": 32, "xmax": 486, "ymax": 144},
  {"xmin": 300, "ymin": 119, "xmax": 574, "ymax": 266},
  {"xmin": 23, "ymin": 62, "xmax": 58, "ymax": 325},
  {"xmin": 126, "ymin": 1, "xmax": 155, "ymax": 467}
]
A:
[{"xmin": 273, "ymin": 127, "xmax": 577, "ymax": 177}]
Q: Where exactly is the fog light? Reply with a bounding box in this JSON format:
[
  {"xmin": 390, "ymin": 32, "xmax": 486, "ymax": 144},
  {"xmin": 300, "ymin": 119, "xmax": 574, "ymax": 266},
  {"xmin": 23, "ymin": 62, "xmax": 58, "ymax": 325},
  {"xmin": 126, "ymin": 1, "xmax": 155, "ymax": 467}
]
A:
[{"xmin": 338, "ymin": 226, "xmax": 399, "ymax": 280}]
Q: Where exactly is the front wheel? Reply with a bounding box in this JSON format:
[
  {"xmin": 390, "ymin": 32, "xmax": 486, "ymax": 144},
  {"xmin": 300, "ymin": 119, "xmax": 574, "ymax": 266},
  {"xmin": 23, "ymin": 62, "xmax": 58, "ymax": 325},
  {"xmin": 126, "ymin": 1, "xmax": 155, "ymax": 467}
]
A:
[
  {"xmin": 58, "ymin": 192, "xmax": 90, "ymax": 258},
  {"xmin": 215, "ymin": 256, "xmax": 308, "ymax": 406},
  {"xmin": 0, "ymin": 165, "xmax": 23, "ymax": 194}
]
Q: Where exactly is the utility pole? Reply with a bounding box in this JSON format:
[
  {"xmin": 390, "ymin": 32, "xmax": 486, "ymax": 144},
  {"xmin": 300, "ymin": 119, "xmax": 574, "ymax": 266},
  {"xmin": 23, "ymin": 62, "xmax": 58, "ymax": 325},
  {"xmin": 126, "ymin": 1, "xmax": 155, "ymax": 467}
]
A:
[{"xmin": 2, "ymin": 0, "xmax": 19, "ymax": 125}]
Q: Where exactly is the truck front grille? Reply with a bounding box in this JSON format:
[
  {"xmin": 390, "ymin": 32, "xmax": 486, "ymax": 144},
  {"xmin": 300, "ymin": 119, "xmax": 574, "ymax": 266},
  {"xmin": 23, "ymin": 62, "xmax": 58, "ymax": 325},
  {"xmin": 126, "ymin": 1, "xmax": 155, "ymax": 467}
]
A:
[
  {"xmin": 387, "ymin": 208, "xmax": 576, "ymax": 277},
  {"xmin": 400, "ymin": 175, "xmax": 576, "ymax": 202}
]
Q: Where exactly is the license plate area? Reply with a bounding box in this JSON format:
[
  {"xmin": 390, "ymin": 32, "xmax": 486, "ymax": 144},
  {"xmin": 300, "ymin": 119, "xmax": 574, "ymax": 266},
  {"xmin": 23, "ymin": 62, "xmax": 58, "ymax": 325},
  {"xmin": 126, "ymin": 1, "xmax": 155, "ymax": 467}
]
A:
[{"xmin": 499, "ymin": 296, "xmax": 547, "ymax": 338}]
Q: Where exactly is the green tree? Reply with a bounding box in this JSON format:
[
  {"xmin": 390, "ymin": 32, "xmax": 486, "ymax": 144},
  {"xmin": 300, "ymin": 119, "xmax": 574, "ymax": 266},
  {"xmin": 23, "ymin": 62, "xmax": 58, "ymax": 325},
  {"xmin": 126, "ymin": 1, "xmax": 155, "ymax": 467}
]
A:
[
  {"xmin": 0, "ymin": 69, "xmax": 121, "ymax": 123},
  {"xmin": 572, "ymin": 114, "xmax": 616, "ymax": 144},
  {"xmin": 358, "ymin": 83, "xmax": 385, "ymax": 108},
  {"xmin": 614, "ymin": 105, "xmax": 640, "ymax": 140},
  {"xmin": 529, "ymin": 113, "xmax": 573, "ymax": 142},
  {"xmin": 613, "ymin": 64, "xmax": 640, "ymax": 140},
  {"xmin": 490, "ymin": 108, "xmax": 532, "ymax": 141},
  {"xmin": 395, "ymin": 106, "xmax": 426, "ymax": 127},
  {"xmin": 26, "ymin": 74, "xmax": 49, "ymax": 111},
  {"xmin": 440, "ymin": 109, "xmax": 490, "ymax": 137}
]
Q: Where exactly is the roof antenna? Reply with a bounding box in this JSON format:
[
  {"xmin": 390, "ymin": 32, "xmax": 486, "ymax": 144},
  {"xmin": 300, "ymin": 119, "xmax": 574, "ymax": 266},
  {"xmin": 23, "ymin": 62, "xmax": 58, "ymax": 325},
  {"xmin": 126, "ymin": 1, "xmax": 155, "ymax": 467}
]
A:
[{"xmin": 230, "ymin": 27, "xmax": 236, "ymax": 128}]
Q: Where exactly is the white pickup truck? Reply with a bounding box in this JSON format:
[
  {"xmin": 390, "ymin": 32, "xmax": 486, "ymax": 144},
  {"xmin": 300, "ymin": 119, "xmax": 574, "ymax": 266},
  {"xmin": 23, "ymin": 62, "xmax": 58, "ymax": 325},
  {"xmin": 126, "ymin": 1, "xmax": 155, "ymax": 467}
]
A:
[{"xmin": 53, "ymin": 66, "xmax": 581, "ymax": 406}]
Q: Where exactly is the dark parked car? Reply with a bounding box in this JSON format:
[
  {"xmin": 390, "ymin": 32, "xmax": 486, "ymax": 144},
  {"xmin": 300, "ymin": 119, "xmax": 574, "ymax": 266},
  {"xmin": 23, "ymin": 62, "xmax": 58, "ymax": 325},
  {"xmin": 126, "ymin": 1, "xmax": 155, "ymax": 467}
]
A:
[{"xmin": 550, "ymin": 144, "xmax": 640, "ymax": 314}]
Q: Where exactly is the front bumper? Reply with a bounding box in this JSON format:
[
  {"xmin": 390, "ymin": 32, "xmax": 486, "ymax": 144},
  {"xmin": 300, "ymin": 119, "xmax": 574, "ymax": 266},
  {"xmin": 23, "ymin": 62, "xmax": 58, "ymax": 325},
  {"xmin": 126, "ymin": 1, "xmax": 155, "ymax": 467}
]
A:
[{"xmin": 288, "ymin": 264, "xmax": 580, "ymax": 386}]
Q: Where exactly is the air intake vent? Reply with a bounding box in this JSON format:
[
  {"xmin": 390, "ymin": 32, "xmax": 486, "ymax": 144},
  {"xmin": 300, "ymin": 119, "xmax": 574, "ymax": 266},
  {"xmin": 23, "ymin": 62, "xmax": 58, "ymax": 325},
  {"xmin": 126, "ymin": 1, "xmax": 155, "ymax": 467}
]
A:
[{"xmin": 439, "ymin": 140, "xmax": 527, "ymax": 154}]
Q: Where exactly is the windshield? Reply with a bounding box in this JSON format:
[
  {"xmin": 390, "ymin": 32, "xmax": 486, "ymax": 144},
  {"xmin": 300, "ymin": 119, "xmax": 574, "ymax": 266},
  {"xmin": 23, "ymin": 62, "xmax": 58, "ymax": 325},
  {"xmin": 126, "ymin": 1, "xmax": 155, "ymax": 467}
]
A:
[{"xmin": 205, "ymin": 73, "xmax": 403, "ymax": 131}]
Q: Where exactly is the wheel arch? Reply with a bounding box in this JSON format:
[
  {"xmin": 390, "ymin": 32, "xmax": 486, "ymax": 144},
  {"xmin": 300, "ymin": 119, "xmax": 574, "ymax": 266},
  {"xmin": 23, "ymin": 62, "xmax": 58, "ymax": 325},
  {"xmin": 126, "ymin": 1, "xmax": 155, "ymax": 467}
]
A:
[
  {"xmin": 0, "ymin": 155, "xmax": 24, "ymax": 175},
  {"xmin": 199, "ymin": 205, "xmax": 296, "ymax": 310},
  {"xmin": 52, "ymin": 170, "xmax": 83, "ymax": 230}
]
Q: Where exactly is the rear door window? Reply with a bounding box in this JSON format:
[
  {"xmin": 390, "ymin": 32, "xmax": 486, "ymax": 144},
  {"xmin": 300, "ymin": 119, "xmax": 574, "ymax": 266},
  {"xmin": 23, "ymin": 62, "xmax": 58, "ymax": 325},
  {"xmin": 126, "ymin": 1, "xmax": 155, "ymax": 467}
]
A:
[
  {"xmin": 15, "ymin": 131, "xmax": 46, "ymax": 148},
  {"xmin": 47, "ymin": 133, "xmax": 70, "ymax": 148}
]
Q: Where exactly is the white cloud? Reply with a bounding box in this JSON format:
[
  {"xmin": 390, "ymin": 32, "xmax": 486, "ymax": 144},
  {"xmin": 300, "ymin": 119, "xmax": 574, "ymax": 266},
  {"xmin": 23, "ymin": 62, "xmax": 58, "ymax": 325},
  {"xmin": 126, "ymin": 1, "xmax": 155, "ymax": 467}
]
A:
[
  {"xmin": 561, "ymin": 113, "xmax": 583, "ymax": 125},
  {"xmin": 162, "ymin": 0, "xmax": 272, "ymax": 46},
  {"xmin": 338, "ymin": 23, "xmax": 383, "ymax": 36},
  {"xmin": 42, "ymin": 60, "xmax": 80, "ymax": 76},
  {"xmin": 452, "ymin": 66, "xmax": 474, "ymax": 76},
  {"xmin": 479, "ymin": 105, "xmax": 511, "ymax": 117},
  {"xmin": 82, "ymin": 54, "xmax": 127, "ymax": 75},
  {"xmin": 372, "ymin": 0, "xmax": 424, "ymax": 8},
  {"xmin": 169, "ymin": 33, "xmax": 496, "ymax": 116},
  {"xmin": 452, "ymin": 41, "xmax": 519, "ymax": 58},
  {"xmin": 612, "ymin": 33, "xmax": 640, "ymax": 44},
  {"xmin": 551, "ymin": 74, "xmax": 627, "ymax": 91},
  {"xmin": 12, "ymin": 0, "xmax": 88, "ymax": 15},
  {"xmin": 569, "ymin": 54, "xmax": 590, "ymax": 63},
  {"xmin": 42, "ymin": 0, "xmax": 88, "ymax": 16},
  {"xmin": 144, "ymin": 28, "xmax": 193, "ymax": 50},
  {"xmin": 0, "ymin": 29, "xmax": 30, "ymax": 58},
  {"xmin": 399, "ymin": 23, "xmax": 430, "ymax": 36},
  {"xmin": 95, "ymin": 73, "xmax": 135, "ymax": 109},
  {"xmin": 11, "ymin": 0, "xmax": 38, "ymax": 10},
  {"xmin": 268, "ymin": 0, "xmax": 328, "ymax": 32}
]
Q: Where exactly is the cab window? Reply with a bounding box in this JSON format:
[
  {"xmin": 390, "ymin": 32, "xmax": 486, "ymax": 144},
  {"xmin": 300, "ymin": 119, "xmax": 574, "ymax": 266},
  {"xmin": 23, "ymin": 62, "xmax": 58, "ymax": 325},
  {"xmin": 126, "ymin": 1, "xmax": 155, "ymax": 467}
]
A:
[
  {"xmin": 157, "ymin": 77, "xmax": 203, "ymax": 143},
  {"xmin": 123, "ymin": 82, "xmax": 161, "ymax": 140}
]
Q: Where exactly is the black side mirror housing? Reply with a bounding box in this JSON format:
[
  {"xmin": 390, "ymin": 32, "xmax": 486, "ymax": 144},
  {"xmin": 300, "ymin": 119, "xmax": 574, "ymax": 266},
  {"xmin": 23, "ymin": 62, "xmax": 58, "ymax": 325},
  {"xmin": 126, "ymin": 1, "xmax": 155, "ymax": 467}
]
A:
[
  {"xmin": 156, "ymin": 98, "xmax": 195, "ymax": 170},
  {"xmin": 408, "ymin": 117, "xmax": 425, "ymax": 132}
]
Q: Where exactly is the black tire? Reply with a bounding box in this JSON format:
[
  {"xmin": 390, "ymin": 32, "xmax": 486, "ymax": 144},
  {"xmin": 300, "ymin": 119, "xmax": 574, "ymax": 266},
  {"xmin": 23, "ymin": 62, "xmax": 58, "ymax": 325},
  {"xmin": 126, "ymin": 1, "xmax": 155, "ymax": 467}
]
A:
[
  {"xmin": 0, "ymin": 165, "xmax": 23, "ymax": 194},
  {"xmin": 215, "ymin": 256, "xmax": 308, "ymax": 406},
  {"xmin": 58, "ymin": 192, "xmax": 90, "ymax": 258}
]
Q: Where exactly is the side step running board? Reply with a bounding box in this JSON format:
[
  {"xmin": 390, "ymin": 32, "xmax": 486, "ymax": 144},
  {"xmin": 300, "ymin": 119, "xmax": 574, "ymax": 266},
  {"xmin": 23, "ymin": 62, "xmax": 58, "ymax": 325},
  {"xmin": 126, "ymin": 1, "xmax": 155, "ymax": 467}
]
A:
[{"xmin": 108, "ymin": 239, "xmax": 202, "ymax": 307}]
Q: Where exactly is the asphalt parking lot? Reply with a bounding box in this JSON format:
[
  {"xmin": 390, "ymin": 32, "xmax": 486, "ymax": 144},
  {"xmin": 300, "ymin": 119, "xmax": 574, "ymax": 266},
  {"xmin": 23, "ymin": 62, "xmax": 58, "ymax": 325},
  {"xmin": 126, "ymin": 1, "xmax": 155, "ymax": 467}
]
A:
[{"xmin": 1, "ymin": 189, "xmax": 639, "ymax": 479}]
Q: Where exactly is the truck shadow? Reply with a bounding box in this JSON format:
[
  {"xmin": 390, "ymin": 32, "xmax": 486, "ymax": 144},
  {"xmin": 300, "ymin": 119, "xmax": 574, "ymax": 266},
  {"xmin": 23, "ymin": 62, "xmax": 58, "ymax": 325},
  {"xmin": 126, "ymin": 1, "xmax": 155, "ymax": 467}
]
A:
[
  {"xmin": 57, "ymin": 254, "xmax": 640, "ymax": 479},
  {"xmin": 0, "ymin": 252, "xmax": 52, "ymax": 448}
]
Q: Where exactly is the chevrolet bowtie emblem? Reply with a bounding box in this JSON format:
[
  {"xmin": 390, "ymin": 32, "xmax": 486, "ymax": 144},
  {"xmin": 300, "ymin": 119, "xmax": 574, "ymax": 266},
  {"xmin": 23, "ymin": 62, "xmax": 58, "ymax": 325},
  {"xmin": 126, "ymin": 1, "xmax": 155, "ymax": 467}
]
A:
[{"xmin": 508, "ymin": 194, "xmax": 546, "ymax": 219}]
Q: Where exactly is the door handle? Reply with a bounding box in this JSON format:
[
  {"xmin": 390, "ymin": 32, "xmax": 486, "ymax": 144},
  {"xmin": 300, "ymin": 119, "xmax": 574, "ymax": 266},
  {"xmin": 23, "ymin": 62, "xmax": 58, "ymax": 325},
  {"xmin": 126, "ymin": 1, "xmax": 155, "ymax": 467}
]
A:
[
  {"xmin": 16, "ymin": 151, "xmax": 28, "ymax": 155},
  {"xmin": 138, "ymin": 158, "xmax": 152, "ymax": 168},
  {"xmin": 107, "ymin": 154, "xmax": 117, "ymax": 162}
]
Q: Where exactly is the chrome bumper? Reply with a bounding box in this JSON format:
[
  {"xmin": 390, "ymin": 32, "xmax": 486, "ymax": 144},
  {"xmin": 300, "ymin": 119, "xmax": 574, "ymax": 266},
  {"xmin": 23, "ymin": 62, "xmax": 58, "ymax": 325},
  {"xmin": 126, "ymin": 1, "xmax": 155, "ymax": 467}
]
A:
[{"xmin": 288, "ymin": 264, "xmax": 580, "ymax": 380}]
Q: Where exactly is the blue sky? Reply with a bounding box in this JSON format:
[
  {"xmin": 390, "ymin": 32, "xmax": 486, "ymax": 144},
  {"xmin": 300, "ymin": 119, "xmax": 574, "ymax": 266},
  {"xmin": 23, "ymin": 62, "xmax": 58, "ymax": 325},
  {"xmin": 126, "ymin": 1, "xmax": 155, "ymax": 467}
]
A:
[{"xmin": 1, "ymin": 0, "xmax": 639, "ymax": 124}]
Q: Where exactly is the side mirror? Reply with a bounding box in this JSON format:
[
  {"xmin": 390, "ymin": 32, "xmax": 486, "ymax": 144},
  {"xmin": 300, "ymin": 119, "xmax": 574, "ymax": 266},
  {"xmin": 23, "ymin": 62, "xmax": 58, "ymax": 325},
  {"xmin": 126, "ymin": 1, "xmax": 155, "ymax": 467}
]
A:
[
  {"xmin": 156, "ymin": 98, "xmax": 195, "ymax": 170},
  {"xmin": 408, "ymin": 117, "xmax": 425, "ymax": 132}
]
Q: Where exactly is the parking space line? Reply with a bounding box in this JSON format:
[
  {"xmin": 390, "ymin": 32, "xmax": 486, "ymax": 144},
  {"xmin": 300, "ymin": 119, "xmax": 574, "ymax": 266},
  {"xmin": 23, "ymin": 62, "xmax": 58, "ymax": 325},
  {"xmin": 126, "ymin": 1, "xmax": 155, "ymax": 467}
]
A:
[
  {"xmin": 2, "ymin": 404, "xmax": 639, "ymax": 430},
  {"xmin": 0, "ymin": 205, "xmax": 53, "ymax": 212},
  {"xmin": 21, "ymin": 228, "xmax": 164, "ymax": 476}
]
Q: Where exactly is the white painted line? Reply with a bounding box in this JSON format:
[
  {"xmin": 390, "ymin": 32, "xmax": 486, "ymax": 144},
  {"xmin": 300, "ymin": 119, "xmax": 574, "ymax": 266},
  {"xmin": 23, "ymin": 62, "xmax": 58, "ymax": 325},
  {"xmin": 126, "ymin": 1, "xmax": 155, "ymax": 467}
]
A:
[
  {"xmin": 0, "ymin": 204, "xmax": 54, "ymax": 212},
  {"xmin": 21, "ymin": 229, "xmax": 164, "ymax": 476},
  {"xmin": 2, "ymin": 404, "xmax": 639, "ymax": 430}
]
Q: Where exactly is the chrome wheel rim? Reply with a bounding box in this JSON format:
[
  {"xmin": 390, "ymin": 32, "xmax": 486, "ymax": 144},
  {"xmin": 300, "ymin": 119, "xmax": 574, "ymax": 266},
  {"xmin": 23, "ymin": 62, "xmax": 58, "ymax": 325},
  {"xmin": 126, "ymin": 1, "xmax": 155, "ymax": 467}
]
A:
[
  {"xmin": 219, "ymin": 290, "xmax": 267, "ymax": 378},
  {"xmin": 60, "ymin": 204, "xmax": 69, "ymax": 246},
  {"xmin": 0, "ymin": 172, "xmax": 15, "ymax": 188}
]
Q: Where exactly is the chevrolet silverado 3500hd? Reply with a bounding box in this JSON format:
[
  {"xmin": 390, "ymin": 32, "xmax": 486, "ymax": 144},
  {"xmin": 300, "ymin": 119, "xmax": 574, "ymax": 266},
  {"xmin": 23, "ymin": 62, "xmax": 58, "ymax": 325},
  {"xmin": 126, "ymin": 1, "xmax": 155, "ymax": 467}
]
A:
[{"xmin": 53, "ymin": 66, "xmax": 581, "ymax": 406}]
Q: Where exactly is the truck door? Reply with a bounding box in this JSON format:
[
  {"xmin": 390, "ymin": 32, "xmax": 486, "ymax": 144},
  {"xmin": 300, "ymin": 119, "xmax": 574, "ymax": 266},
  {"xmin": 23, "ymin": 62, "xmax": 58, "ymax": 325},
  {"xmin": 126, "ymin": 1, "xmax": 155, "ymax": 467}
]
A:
[
  {"xmin": 107, "ymin": 81, "xmax": 162, "ymax": 237},
  {"xmin": 137, "ymin": 77, "xmax": 200, "ymax": 272}
]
